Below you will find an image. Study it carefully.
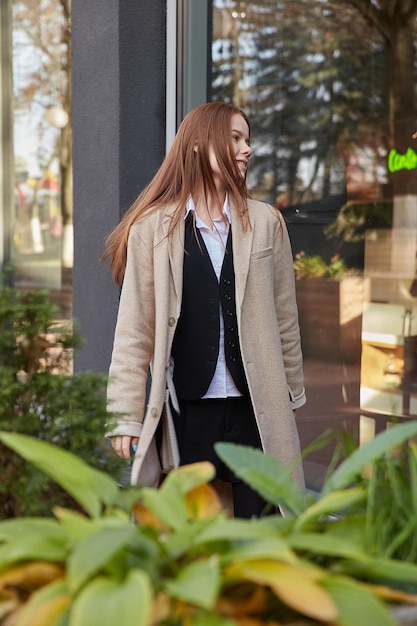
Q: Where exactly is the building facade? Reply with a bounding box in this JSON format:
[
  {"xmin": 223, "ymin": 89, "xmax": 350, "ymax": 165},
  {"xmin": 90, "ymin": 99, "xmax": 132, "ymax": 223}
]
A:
[{"xmin": 2, "ymin": 1, "xmax": 417, "ymax": 484}]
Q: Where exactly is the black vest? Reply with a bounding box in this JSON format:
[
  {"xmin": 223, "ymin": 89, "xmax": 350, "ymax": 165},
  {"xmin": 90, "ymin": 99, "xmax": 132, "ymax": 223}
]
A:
[{"xmin": 171, "ymin": 216, "xmax": 247, "ymax": 399}]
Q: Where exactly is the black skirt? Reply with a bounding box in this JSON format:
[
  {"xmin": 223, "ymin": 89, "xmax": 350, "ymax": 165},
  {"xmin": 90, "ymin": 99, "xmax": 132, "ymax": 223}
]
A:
[{"xmin": 173, "ymin": 395, "xmax": 262, "ymax": 482}]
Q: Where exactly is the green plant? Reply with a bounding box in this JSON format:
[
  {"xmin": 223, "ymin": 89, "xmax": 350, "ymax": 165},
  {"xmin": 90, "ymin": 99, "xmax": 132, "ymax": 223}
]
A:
[
  {"xmin": 325, "ymin": 202, "xmax": 393, "ymax": 244},
  {"xmin": 0, "ymin": 284, "xmax": 126, "ymax": 518},
  {"xmin": 1, "ymin": 424, "xmax": 417, "ymax": 625},
  {"xmin": 293, "ymin": 252, "xmax": 357, "ymax": 280}
]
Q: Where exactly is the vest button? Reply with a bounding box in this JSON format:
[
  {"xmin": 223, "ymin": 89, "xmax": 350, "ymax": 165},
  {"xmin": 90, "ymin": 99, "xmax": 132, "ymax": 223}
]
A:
[
  {"xmin": 168, "ymin": 317, "xmax": 176, "ymax": 327},
  {"xmin": 150, "ymin": 407, "xmax": 159, "ymax": 418},
  {"xmin": 223, "ymin": 278, "xmax": 231, "ymax": 285},
  {"xmin": 224, "ymin": 294, "xmax": 232, "ymax": 301}
]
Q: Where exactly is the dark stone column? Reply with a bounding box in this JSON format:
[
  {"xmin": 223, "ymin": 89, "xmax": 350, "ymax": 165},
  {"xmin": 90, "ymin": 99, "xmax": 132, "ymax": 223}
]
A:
[{"xmin": 72, "ymin": 0, "xmax": 166, "ymax": 372}]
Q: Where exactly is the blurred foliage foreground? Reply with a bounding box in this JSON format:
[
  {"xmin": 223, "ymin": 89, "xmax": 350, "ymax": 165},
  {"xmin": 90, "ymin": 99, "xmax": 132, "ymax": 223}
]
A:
[
  {"xmin": 0, "ymin": 283, "xmax": 126, "ymax": 518},
  {"xmin": 2, "ymin": 422, "xmax": 417, "ymax": 625}
]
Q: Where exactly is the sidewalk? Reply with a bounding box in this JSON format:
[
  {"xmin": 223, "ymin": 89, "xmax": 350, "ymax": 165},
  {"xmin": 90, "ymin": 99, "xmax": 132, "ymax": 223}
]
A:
[{"xmin": 295, "ymin": 357, "xmax": 362, "ymax": 491}]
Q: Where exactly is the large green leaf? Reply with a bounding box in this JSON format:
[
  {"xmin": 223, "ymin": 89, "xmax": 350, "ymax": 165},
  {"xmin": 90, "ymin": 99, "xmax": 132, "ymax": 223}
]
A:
[
  {"xmin": 67, "ymin": 522, "xmax": 138, "ymax": 592},
  {"xmin": 322, "ymin": 422, "xmax": 417, "ymax": 495},
  {"xmin": 141, "ymin": 483, "xmax": 188, "ymax": 531},
  {"xmin": 214, "ymin": 443, "xmax": 306, "ymax": 515},
  {"xmin": 194, "ymin": 517, "xmax": 296, "ymax": 564},
  {"xmin": 69, "ymin": 570, "xmax": 152, "ymax": 626},
  {"xmin": 164, "ymin": 558, "xmax": 221, "ymax": 610},
  {"xmin": 195, "ymin": 516, "xmax": 288, "ymax": 544},
  {"xmin": 320, "ymin": 576, "xmax": 397, "ymax": 626},
  {"xmin": 162, "ymin": 461, "xmax": 216, "ymax": 494},
  {"xmin": 341, "ymin": 557, "xmax": 417, "ymax": 588},
  {"xmin": 293, "ymin": 487, "xmax": 366, "ymax": 531},
  {"xmin": 0, "ymin": 518, "xmax": 68, "ymax": 567},
  {"xmin": 52, "ymin": 508, "xmax": 97, "ymax": 543},
  {"xmin": 189, "ymin": 613, "xmax": 235, "ymax": 626},
  {"xmin": 287, "ymin": 533, "xmax": 366, "ymax": 560},
  {"xmin": 143, "ymin": 463, "xmax": 217, "ymax": 534},
  {"xmin": 220, "ymin": 537, "xmax": 297, "ymax": 566},
  {"xmin": 0, "ymin": 432, "xmax": 118, "ymax": 518}
]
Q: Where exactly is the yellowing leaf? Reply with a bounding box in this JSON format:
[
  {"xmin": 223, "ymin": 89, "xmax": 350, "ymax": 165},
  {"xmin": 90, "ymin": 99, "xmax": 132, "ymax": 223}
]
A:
[
  {"xmin": 185, "ymin": 483, "xmax": 222, "ymax": 520},
  {"xmin": 216, "ymin": 585, "xmax": 268, "ymax": 617},
  {"xmin": 132, "ymin": 503, "xmax": 167, "ymax": 530},
  {"xmin": 0, "ymin": 597, "xmax": 18, "ymax": 621},
  {"xmin": 150, "ymin": 592, "xmax": 171, "ymax": 624},
  {"xmin": 163, "ymin": 462, "xmax": 216, "ymax": 494},
  {"xmin": 0, "ymin": 562, "xmax": 63, "ymax": 592},
  {"xmin": 16, "ymin": 579, "xmax": 70, "ymax": 626},
  {"xmin": 226, "ymin": 559, "xmax": 337, "ymax": 622},
  {"xmin": 365, "ymin": 583, "xmax": 417, "ymax": 604}
]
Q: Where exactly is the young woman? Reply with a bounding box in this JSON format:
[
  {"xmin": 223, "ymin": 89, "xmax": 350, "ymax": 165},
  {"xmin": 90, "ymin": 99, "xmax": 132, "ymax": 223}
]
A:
[{"xmin": 103, "ymin": 101, "xmax": 306, "ymax": 518}]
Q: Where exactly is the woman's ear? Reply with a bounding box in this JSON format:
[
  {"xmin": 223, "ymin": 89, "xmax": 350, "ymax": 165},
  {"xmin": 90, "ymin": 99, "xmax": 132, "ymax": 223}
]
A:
[{"xmin": 193, "ymin": 141, "xmax": 198, "ymax": 153}]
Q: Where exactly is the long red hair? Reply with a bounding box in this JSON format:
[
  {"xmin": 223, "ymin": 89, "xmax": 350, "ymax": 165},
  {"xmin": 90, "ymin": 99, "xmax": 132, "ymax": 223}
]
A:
[{"xmin": 102, "ymin": 101, "xmax": 252, "ymax": 285}]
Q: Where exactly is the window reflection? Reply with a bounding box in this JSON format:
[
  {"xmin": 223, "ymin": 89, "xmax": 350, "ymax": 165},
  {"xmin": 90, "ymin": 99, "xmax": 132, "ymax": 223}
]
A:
[
  {"xmin": 11, "ymin": 0, "xmax": 72, "ymax": 319},
  {"xmin": 212, "ymin": 0, "xmax": 417, "ymax": 485}
]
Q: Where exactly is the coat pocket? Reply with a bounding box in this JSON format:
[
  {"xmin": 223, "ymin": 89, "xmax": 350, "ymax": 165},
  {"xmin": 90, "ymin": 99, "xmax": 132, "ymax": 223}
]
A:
[{"xmin": 251, "ymin": 246, "xmax": 272, "ymax": 260}]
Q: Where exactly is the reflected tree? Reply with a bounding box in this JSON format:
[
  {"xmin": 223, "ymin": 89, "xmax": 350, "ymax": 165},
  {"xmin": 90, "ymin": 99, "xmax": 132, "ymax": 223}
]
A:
[
  {"xmin": 345, "ymin": 0, "xmax": 417, "ymax": 196},
  {"xmin": 212, "ymin": 0, "xmax": 415, "ymax": 208},
  {"xmin": 13, "ymin": 0, "xmax": 72, "ymax": 269}
]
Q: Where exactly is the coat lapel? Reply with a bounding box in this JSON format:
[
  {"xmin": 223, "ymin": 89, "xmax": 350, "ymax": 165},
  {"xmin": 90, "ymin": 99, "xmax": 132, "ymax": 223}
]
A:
[
  {"xmin": 161, "ymin": 200, "xmax": 253, "ymax": 310},
  {"xmin": 162, "ymin": 205, "xmax": 184, "ymax": 303},
  {"xmin": 230, "ymin": 199, "xmax": 254, "ymax": 310}
]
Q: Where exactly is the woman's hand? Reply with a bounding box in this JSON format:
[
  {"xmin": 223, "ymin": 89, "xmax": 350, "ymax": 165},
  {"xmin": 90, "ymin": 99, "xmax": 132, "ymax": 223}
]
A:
[{"xmin": 111, "ymin": 435, "xmax": 139, "ymax": 459}]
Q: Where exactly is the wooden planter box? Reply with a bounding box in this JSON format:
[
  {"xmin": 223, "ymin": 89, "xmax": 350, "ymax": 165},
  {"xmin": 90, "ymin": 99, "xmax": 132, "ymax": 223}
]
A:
[{"xmin": 295, "ymin": 277, "xmax": 369, "ymax": 363}]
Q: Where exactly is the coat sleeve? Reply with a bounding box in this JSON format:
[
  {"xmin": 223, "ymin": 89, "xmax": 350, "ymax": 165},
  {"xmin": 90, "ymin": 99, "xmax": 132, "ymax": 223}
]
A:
[
  {"xmin": 105, "ymin": 223, "xmax": 156, "ymax": 437},
  {"xmin": 273, "ymin": 209, "xmax": 306, "ymax": 409}
]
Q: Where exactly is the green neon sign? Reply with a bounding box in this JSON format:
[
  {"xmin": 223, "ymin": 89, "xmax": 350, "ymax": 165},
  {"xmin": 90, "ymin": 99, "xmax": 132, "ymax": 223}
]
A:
[{"xmin": 388, "ymin": 148, "xmax": 417, "ymax": 173}]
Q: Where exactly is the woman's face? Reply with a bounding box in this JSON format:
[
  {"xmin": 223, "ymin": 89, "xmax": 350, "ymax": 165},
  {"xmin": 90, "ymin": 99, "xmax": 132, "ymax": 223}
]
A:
[{"xmin": 208, "ymin": 113, "xmax": 253, "ymax": 190}]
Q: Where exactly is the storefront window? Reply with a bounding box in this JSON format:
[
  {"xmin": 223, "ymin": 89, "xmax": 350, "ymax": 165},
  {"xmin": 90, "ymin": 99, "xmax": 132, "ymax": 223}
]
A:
[
  {"xmin": 212, "ymin": 0, "xmax": 417, "ymax": 482},
  {"xmin": 11, "ymin": 0, "xmax": 72, "ymax": 318}
]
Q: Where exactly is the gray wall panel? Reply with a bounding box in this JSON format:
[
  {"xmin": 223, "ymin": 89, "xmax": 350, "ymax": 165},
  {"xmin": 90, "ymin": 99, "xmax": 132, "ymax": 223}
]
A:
[{"xmin": 72, "ymin": 0, "xmax": 166, "ymax": 373}]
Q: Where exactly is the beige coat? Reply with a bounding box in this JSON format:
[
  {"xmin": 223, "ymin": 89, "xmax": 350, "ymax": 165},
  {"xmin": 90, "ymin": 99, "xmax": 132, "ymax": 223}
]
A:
[{"xmin": 106, "ymin": 198, "xmax": 306, "ymax": 487}]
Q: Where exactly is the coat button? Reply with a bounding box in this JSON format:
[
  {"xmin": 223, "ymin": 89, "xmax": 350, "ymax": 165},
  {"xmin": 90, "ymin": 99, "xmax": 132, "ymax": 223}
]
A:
[
  {"xmin": 150, "ymin": 407, "xmax": 159, "ymax": 418},
  {"xmin": 168, "ymin": 317, "xmax": 176, "ymax": 327}
]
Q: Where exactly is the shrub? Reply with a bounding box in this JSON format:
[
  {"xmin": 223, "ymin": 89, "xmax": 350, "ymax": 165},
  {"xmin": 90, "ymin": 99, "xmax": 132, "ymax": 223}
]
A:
[{"xmin": 0, "ymin": 283, "xmax": 126, "ymax": 518}]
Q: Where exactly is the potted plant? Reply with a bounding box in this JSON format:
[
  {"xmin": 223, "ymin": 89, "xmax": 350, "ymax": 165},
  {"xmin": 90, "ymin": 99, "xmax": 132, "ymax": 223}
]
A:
[
  {"xmin": 293, "ymin": 252, "xmax": 369, "ymax": 363},
  {"xmin": 1, "ymin": 421, "xmax": 417, "ymax": 625}
]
